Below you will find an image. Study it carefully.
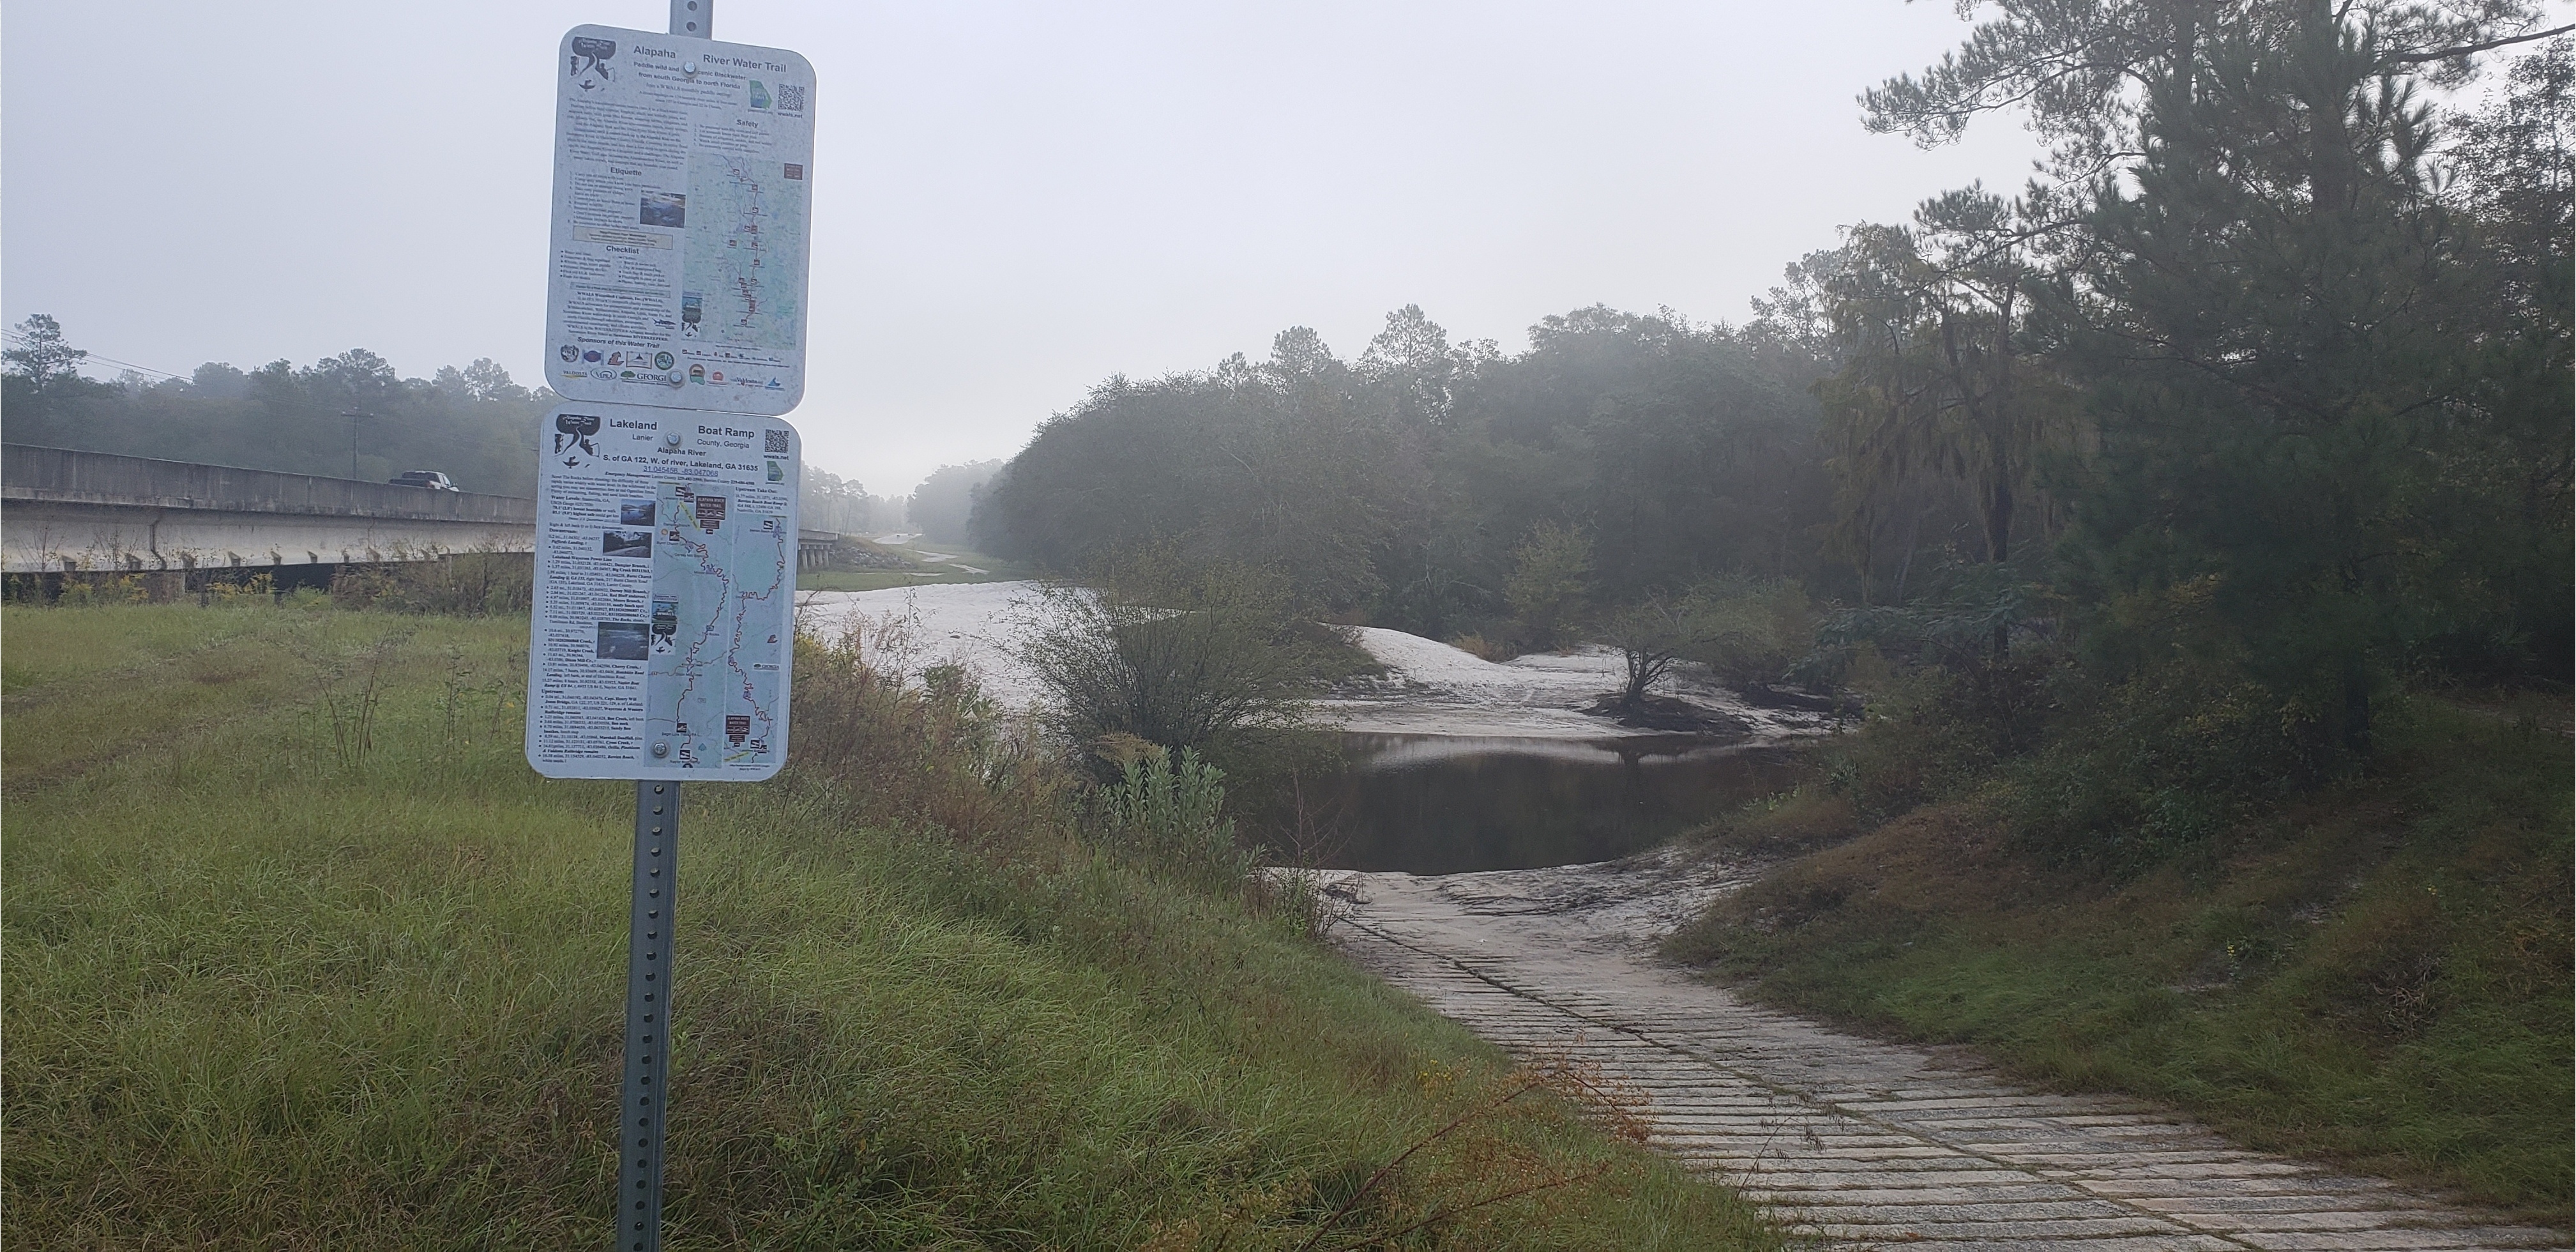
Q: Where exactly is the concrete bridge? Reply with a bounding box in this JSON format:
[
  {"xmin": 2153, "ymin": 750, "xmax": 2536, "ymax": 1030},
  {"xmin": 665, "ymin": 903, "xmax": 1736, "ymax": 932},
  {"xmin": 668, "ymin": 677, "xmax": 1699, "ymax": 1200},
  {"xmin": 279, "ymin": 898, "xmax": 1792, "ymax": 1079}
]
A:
[{"xmin": 1, "ymin": 444, "xmax": 837, "ymax": 580}]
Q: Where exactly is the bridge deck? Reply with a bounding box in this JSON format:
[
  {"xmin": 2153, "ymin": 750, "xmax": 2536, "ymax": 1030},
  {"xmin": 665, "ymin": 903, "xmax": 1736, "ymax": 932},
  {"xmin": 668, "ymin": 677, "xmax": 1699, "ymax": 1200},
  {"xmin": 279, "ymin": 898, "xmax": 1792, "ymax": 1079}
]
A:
[{"xmin": 2, "ymin": 445, "xmax": 833, "ymax": 575}]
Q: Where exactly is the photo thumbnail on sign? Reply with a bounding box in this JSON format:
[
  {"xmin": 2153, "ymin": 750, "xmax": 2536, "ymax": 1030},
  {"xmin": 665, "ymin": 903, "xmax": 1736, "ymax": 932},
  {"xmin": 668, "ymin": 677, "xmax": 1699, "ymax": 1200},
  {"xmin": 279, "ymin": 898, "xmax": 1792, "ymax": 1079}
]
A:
[{"xmin": 596, "ymin": 621, "xmax": 650, "ymax": 661}]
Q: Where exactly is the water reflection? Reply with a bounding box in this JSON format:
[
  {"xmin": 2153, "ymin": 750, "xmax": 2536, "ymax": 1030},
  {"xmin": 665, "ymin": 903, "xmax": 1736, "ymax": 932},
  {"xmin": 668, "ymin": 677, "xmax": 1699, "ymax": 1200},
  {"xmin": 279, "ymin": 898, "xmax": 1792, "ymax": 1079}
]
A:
[{"xmin": 1308, "ymin": 733, "xmax": 1801, "ymax": 875}]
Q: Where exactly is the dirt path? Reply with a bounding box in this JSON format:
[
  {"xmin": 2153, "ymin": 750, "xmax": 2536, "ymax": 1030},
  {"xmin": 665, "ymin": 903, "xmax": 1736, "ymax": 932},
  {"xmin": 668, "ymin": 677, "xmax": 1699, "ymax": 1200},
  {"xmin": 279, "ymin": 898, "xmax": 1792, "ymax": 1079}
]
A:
[{"xmin": 1326, "ymin": 859, "xmax": 2568, "ymax": 1251}]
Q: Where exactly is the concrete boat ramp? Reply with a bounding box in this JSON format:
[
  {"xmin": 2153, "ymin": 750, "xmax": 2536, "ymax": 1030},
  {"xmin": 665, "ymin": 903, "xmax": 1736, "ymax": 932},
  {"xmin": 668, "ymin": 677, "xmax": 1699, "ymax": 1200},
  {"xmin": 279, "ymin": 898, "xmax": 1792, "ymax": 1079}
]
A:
[{"xmin": 1327, "ymin": 859, "xmax": 2567, "ymax": 1252}]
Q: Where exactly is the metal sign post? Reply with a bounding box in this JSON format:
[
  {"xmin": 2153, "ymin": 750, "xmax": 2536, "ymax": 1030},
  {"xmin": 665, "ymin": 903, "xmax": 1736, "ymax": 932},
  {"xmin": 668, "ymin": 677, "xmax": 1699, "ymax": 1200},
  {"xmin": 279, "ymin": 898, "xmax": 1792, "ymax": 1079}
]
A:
[
  {"xmin": 618, "ymin": 779, "xmax": 676, "ymax": 1252},
  {"xmin": 523, "ymin": 4, "xmax": 818, "ymax": 1249}
]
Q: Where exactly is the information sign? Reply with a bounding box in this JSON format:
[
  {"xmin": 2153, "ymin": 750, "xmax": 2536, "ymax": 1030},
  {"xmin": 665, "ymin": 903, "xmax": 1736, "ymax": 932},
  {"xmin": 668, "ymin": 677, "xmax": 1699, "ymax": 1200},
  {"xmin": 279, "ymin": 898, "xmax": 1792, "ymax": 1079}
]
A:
[
  {"xmin": 525, "ymin": 401, "xmax": 800, "ymax": 780},
  {"xmin": 545, "ymin": 25, "xmax": 816, "ymax": 416}
]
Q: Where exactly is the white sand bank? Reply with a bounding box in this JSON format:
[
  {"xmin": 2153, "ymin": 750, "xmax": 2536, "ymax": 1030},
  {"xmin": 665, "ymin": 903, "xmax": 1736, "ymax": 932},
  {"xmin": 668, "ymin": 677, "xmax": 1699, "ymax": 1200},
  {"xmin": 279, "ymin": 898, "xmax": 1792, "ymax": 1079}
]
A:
[{"xmin": 798, "ymin": 581, "xmax": 1826, "ymax": 740}]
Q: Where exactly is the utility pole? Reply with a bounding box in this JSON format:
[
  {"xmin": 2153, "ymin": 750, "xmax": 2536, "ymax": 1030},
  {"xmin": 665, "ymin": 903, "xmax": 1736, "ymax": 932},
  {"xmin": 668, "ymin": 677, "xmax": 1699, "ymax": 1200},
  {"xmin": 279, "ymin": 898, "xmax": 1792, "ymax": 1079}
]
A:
[{"xmin": 338, "ymin": 409, "xmax": 373, "ymax": 480}]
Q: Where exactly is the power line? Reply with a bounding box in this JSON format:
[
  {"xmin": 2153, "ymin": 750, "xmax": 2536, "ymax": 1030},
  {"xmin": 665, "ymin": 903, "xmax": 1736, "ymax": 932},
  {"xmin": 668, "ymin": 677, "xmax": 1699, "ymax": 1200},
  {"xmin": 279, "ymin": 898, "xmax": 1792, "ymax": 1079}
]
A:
[{"xmin": 0, "ymin": 330, "xmax": 186, "ymax": 382}]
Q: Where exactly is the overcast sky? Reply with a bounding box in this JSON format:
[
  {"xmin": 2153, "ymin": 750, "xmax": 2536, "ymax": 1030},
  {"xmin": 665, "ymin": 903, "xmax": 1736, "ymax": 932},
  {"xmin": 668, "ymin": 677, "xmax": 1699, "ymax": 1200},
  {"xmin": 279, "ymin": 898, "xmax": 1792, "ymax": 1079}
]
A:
[{"xmin": 4, "ymin": 2, "xmax": 2068, "ymax": 494}]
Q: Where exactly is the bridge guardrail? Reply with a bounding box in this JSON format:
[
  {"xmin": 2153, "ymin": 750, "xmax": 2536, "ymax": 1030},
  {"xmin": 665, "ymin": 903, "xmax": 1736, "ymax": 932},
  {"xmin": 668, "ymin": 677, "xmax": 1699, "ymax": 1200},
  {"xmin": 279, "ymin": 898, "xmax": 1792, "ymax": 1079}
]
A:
[{"xmin": 1, "ymin": 443, "xmax": 538, "ymax": 522}]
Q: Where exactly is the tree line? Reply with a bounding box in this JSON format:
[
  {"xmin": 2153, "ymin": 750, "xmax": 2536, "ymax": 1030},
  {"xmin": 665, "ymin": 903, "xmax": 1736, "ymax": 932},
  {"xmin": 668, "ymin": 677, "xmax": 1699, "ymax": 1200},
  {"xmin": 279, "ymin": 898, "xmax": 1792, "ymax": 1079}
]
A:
[
  {"xmin": 976, "ymin": 7, "xmax": 2570, "ymax": 797},
  {"xmin": 3, "ymin": 321, "xmax": 554, "ymax": 497},
  {"xmin": 1, "ymin": 317, "xmax": 895, "ymax": 531}
]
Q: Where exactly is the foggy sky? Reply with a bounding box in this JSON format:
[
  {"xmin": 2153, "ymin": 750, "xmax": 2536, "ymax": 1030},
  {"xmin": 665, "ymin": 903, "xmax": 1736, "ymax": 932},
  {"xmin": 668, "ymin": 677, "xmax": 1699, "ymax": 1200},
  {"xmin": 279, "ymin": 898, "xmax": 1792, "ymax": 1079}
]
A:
[{"xmin": 4, "ymin": 2, "xmax": 2055, "ymax": 496}]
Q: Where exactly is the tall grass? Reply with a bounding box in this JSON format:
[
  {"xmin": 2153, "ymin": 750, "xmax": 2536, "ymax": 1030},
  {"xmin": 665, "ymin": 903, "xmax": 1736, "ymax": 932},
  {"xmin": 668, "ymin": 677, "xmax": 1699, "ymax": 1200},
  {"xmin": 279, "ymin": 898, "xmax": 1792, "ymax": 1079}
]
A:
[{"xmin": 3, "ymin": 603, "xmax": 1781, "ymax": 1249}]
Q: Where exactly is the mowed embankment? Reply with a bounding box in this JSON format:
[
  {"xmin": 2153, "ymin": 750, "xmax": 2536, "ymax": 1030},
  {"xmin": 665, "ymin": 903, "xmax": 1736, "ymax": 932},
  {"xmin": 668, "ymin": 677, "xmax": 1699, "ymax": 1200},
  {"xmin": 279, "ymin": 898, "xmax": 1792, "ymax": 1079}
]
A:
[{"xmin": 0, "ymin": 602, "xmax": 1780, "ymax": 1249}]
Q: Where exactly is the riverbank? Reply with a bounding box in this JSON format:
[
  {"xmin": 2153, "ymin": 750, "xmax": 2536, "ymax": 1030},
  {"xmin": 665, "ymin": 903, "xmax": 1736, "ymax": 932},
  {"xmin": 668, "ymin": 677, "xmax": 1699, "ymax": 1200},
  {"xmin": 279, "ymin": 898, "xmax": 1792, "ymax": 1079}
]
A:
[
  {"xmin": 0, "ymin": 602, "xmax": 1784, "ymax": 1248},
  {"xmin": 1662, "ymin": 696, "xmax": 2575, "ymax": 1223}
]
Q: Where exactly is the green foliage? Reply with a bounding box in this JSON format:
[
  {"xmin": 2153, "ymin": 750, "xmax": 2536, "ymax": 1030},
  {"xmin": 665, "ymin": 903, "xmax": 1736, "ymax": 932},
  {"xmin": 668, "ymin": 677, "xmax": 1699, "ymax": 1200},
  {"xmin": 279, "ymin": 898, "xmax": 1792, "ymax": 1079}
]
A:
[
  {"xmin": 1597, "ymin": 578, "xmax": 1811, "ymax": 708},
  {"xmin": 1019, "ymin": 551, "xmax": 1345, "ymax": 784},
  {"xmin": 1, "ymin": 314, "xmax": 102, "ymax": 397},
  {"xmin": 1859, "ymin": 0, "xmax": 2557, "ymax": 174},
  {"xmin": 1815, "ymin": 190, "xmax": 2078, "ymax": 585},
  {"xmin": 1501, "ymin": 522, "xmax": 1592, "ymax": 647},
  {"xmin": 1679, "ymin": 576, "xmax": 1811, "ymax": 686},
  {"xmin": 2001, "ymin": 656, "xmax": 2324, "ymax": 874},
  {"xmin": 2043, "ymin": 14, "xmax": 2503, "ymax": 760},
  {"xmin": 50, "ymin": 572, "xmax": 156, "ymax": 607},
  {"xmin": 1, "ymin": 324, "xmax": 549, "ymax": 495},
  {"xmin": 978, "ymin": 307, "xmax": 1835, "ymax": 635},
  {"xmin": 1787, "ymin": 8, "xmax": 2576, "ymax": 868},
  {"xmin": 1, "ymin": 604, "xmax": 1784, "ymax": 1250},
  {"xmin": 328, "ymin": 550, "xmax": 533, "ymax": 616},
  {"xmin": 975, "ymin": 332, "xmax": 1402, "ymax": 615},
  {"xmin": 1096, "ymin": 748, "xmax": 1256, "ymax": 893}
]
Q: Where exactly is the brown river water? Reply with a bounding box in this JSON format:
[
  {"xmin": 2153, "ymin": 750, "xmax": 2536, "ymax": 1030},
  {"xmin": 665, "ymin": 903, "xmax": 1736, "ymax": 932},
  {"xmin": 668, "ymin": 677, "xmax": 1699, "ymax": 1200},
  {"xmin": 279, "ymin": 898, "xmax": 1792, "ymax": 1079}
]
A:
[{"xmin": 1304, "ymin": 732, "xmax": 1805, "ymax": 874}]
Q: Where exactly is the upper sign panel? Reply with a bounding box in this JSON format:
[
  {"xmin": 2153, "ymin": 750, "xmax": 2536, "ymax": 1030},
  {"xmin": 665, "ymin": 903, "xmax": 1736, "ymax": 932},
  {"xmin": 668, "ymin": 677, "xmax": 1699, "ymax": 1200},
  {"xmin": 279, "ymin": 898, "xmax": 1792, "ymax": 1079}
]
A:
[{"xmin": 545, "ymin": 26, "xmax": 815, "ymax": 416}]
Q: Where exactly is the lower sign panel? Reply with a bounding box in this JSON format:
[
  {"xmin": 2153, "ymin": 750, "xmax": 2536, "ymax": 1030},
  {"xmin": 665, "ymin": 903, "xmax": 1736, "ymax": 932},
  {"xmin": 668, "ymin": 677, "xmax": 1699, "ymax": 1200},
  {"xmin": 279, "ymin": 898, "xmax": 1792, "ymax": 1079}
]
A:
[{"xmin": 526, "ymin": 402, "xmax": 799, "ymax": 781}]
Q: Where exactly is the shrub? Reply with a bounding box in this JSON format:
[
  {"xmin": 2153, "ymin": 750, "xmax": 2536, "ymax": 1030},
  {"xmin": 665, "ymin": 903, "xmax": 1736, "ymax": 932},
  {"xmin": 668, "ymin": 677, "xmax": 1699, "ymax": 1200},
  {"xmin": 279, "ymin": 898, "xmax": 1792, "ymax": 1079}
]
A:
[
  {"xmin": 330, "ymin": 548, "xmax": 531, "ymax": 616},
  {"xmin": 1017, "ymin": 549, "xmax": 1343, "ymax": 785}
]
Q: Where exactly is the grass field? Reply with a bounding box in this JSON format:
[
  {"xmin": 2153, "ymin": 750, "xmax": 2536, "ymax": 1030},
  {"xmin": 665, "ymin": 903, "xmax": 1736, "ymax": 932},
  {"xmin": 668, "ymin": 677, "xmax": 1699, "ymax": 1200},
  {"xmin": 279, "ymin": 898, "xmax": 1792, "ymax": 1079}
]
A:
[
  {"xmin": 1665, "ymin": 698, "xmax": 2573, "ymax": 1222},
  {"xmin": 1, "ymin": 602, "xmax": 1780, "ymax": 1249},
  {"xmin": 798, "ymin": 540, "xmax": 1034, "ymax": 593}
]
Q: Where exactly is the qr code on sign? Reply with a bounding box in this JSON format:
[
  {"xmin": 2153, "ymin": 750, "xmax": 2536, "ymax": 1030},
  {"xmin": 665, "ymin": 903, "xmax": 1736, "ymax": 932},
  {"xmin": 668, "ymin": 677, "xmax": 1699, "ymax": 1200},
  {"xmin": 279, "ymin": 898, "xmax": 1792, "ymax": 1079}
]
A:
[
  {"xmin": 777, "ymin": 84, "xmax": 805, "ymax": 112},
  {"xmin": 765, "ymin": 429, "xmax": 790, "ymax": 454}
]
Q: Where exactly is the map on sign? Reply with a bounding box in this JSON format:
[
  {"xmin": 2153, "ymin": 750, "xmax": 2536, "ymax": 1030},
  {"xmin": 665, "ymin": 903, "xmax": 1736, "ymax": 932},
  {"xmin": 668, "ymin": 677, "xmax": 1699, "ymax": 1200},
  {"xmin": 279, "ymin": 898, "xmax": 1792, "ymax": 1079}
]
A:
[
  {"xmin": 525, "ymin": 402, "xmax": 800, "ymax": 781},
  {"xmin": 685, "ymin": 151, "xmax": 807, "ymax": 355},
  {"xmin": 644, "ymin": 479, "xmax": 791, "ymax": 768},
  {"xmin": 543, "ymin": 24, "xmax": 815, "ymax": 416}
]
